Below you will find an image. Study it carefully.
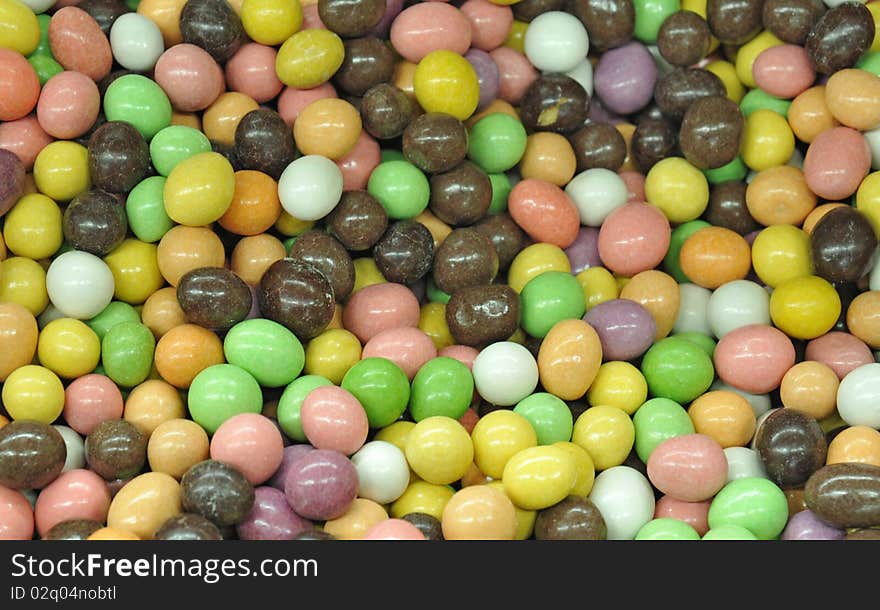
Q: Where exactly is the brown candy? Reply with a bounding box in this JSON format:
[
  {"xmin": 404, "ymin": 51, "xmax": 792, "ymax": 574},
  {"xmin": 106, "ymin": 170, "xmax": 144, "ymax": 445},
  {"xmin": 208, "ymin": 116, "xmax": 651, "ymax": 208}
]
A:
[
  {"xmin": 258, "ymin": 258, "xmax": 335, "ymax": 341},
  {"xmin": 43, "ymin": 519, "xmax": 103, "ymax": 540},
  {"xmin": 327, "ymin": 190, "xmax": 389, "ymax": 251},
  {"xmin": 657, "ymin": 11, "xmax": 712, "ymax": 67},
  {"xmin": 654, "ymin": 67, "xmax": 727, "ymax": 121},
  {"xmin": 755, "ymin": 409, "xmax": 827, "ymax": 489},
  {"xmin": 179, "ymin": 0, "xmax": 245, "ymax": 63},
  {"xmin": 154, "ymin": 512, "xmax": 224, "ymax": 540},
  {"xmin": 429, "ymin": 161, "xmax": 492, "ymax": 226},
  {"xmin": 446, "ymin": 284, "xmax": 520, "ymax": 347},
  {"xmin": 402, "ymin": 512, "xmax": 445, "ymax": 540},
  {"xmin": 679, "ymin": 95, "xmax": 743, "ymax": 170},
  {"xmin": 568, "ymin": 122, "xmax": 627, "ymax": 172},
  {"xmin": 632, "ymin": 116, "xmax": 679, "ymax": 172},
  {"xmin": 534, "ymin": 495, "xmax": 607, "ymax": 540},
  {"xmin": 472, "ymin": 213, "xmax": 529, "ymax": 271},
  {"xmin": 805, "ymin": 463, "xmax": 880, "ymax": 528},
  {"xmin": 845, "ymin": 528, "xmax": 880, "ymax": 540},
  {"xmin": 519, "ymin": 74, "xmax": 589, "ymax": 134},
  {"xmin": 233, "ymin": 108, "xmax": 298, "ymax": 181},
  {"xmin": 85, "ymin": 419, "xmax": 147, "ymax": 481},
  {"xmin": 373, "ymin": 220, "xmax": 435, "ymax": 284},
  {"xmin": 318, "ymin": 0, "xmax": 385, "ymax": 38},
  {"xmin": 513, "ymin": 0, "xmax": 565, "ymax": 21},
  {"xmin": 62, "ymin": 188, "xmax": 128, "ymax": 257},
  {"xmin": 805, "ymin": 2, "xmax": 875, "ymax": 75},
  {"xmin": 181, "ymin": 460, "xmax": 255, "ymax": 527},
  {"xmin": 177, "ymin": 267, "xmax": 253, "ymax": 332},
  {"xmin": 762, "ymin": 0, "xmax": 826, "ymax": 45},
  {"xmin": 0, "ymin": 421, "xmax": 66, "ymax": 490},
  {"xmin": 288, "ymin": 230, "xmax": 355, "ymax": 302},
  {"xmin": 360, "ymin": 83, "xmax": 414, "ymax": 140},
  {"xmin": 565, "ymin": 0, "xmax": 636, "ymax": 51},
  {"xmin": 403, "ymin": 112, "xmax": 469, "ymax": 174},
  {"xmin": 334, "ymin": 37, "xmax": 395, "ymax": 97},
  {"xmin": 705, "ymin": 180, "xmax": 759, "ymax": 235},
  {"xmin": 432, "ymin": 228, "xmax": 499, "ymax": 294},
  {"xmin": 706, "ymin": 0, "xmax": 764, "ymax": 45},
  {"xmin": 810, "ymin": 197, "xmax": 878, "ymax": 283},
  {"xmin": 88, "ymin": 120, "xmax": 151, "ymax": 194}
]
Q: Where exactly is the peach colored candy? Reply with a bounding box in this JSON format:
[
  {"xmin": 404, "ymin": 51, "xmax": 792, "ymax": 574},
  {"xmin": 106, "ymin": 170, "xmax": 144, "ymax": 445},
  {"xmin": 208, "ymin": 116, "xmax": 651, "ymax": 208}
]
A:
[
  {"xmin": 803, "ymin": 127, "xmax": 871, "ymax": 200},
  {"xmin": 0, "ymin": 486, "xmax": 34, "ymax": 540},
  {"xmin": 0, "ymin": 49, "xmax": 41, "ymax": 122},
  {"xmin": 362, "ymin": 327, "xmax": 437, "ymax": 380},
  {"xmin": 780, "ymin": 360, "xmax": 839, "ymax": 420},
  {"xmin": 156, "ymin": 225, "xmax": 226, "ymax": 286},
  {"xmin": 231, "ymin": 234, "xmax": 287, "ymax": 286},
  {"xmin": 154, "ymin": 324, "xmax": 225, "ymax": 388},
  {"xmin": 277, "ymin": 82, "xmax": 337, "ymax": 127},
  {"xmin": 210, "ymin": 413, "xmax": 285, "ymax": 485},
  {"xmin": 537, "ymin": 318, "xmax": 602, "ymax": 401},
  {"xmin": 49, "ymin": 7, "xmax": 113, "ymax": 82},
  {"xmin": 752, "ymin": 44, "xmax": 815, "ymax": 99},
  {"xmin": 826, "ymin": 426, "xmax": 880, "ymax": 467},
  {"xmin": 147, "ymin": 418, "xmax": 210, "ymax": 479},
  {"xmin": 202, "ymin": 91, "xmax": 259, "ymax": 145},
  {"xmin": 620, "ymin": 270, "xmax": 681, "ymax": 339},
  {"xmin": 34, "ymin": 469, "xmax": 111, "ymax": 537},
  {"xmin": 460, "ymin": 0, "xmax": 513, "ymax": 52},
  {"xmin": 323, "ymin": 498, "xmax": 388, "ymax": 540},
  {"xmin": 619, "ymin": 170, "xmax": 646, "ymax": 203},
  {"xmin": 847, "ymin": 290, "xmax": 880, "ymax": 349},
  {"xmin": 616, "ymin": 123, "xmax": 637, "ymax": 172},
  {"xmin": 154, "ymin": 44, "xmax": 225, "ymax": 112},
  {"xmin": 342, "ymin": 282, "xmax": 421, "ymax": 343},
  {"xmin": 362, "ymin": 518, "xmax": 426, "ymax": 540},
  {"xmin": 679, "ymin": 226, "xmax": 752, "ymax": 289},
  {"xmin": 415, "ymin": 210, "xmax": 452, "ymax": 247},
  {"xmin": 490, "ymin": 47, "xmax": 537, "ymax": 105},
  {"xmin": 337, "ymin": 131, "xmax": 382, "ymax": 191},
  {"xmin": 141, "ymin": 286, "xmax": 188, "ymax": 338},
  {"xmin": 508, "ymin": 178, "xmax": 580, "ymax": 249},
  {"xmin": 597, "ymin": 202, "xmax": 671, "ymax": 276},
  {"xmin": 123, "ymin": 379, "xmax": 186, "ymax": 437},
  {"xmin": 647, "ymin": 434, "xmax": 729, "ymax": 502},
  {"xmin": 137, "ymin": 0, "xmax": 186, "ymax": 47},
  {"xmin": 689, "ymin": 391, "xmax": 757, "ymax": 449},
  {"xmin": 0, "ymin": 302, "xmax": 38, "ymax": 381},
  {"xmin": 824, "ymin": 68, "xmax": 880, "ymax": 131},
  {"xmin": 390, "ymin": 3, "xmax": 472, "ymax": 63},
  {"xmin": 63, "ymin": 373, "xmax": 124, "ymax": 435},
  {"xmin": 441, "ymin": 484, "xmax": 517, "ymax": 540},
  {"xmin": 106, "ymin": 472, "xmax": 181, "ymax": 540},
  {"xmin": 745, "ymin": 165, "xmax": 817, "ymax": 226},
  {"xmin": 519, "ymin": 132, "xmax": 577, "ymax": 186},
  {"xmin": 788, "ymin": 86, "xmax": 839, "ymax": 144},
  {"xmin": 802, "ymin": 203, "xmax": 847, "ymax": 235},
  {"xmin": 467, "ymin": 98, "xmax": 519, "ymax": 128},
  {"xmin": 225, "ymin": 43, "xmax": 284, "ymax": 103},
  {"xmin": 714, "ymin": 324, "xmax": 796, "ymax": 394},
  {"xmin": 0, "ymin": 115, "xmax": 54, "ymax": 170},
  {"xmin": 36, "ymin": 71, "xmax": 100, "ymax": 140},
  {"xmin": 300, "ymin": 386, "xmax": 369, "ymax": 456},
  {"xmin": 653, "ymin": 495, "xmax": 711, "ymax": 536},
  {"xmin": 805, "ymin": 331, "xmax": 875, "ymax": 379}
]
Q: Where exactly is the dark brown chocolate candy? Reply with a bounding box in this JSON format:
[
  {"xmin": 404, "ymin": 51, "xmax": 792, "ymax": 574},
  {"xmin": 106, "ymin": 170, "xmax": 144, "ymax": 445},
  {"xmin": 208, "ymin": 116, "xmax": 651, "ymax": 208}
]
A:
[
  {"xmin": 288, "ymin": 230, "xmax": 355, "ymax": 302},
  {"xmin": 334, "ymin": 37, "xmax": 395, "ymax": 97},
  {"xmin": 63, "ymin": 189, "xmax": 127, "ymax": 257},
  {"xmin": 0, "ymin": 148, "xmax": 25, "ymax": 217},
  {"xmin": 632, "ymin": 116, "xmax": 679, "ymax": 172},
  {"xmin": 805, "ymin": 2, "xmax": 875, "ymax": 75},
  {"xmin": 810, "ymin": 206, "xmax": 878, "ymax": 283},
  {"xmin": 403, "ymin": 112, "xmax": 469, "ymax": 174},
  {"xmin": 181, "ymin": 460, "xmax": 255, "ymax": 527},
  {"xmin": 706, "ymin": 0, "xmax": 764, "ymax": 45},
  {"xmin": 88, "ymin": 121, "xmax": 151, "ymax": 194},
  {"xmin": 79, "ymin": 0, "xmax": 128, "ymax": 35},
  {"xmin": 85, "ymin": 419, "xmax": 147, "ymax": 481},
  {"xmin": 233, "ymin": 108, "xmax": 298, "ymax": 181},
  {"xmin": 429, "ymin": 161, "xmax": 492, "ymax": 226},
  {"xmin": 805, "ymin": 463, "xmax": 880, "ymax": 528},
  {"xmin": 519, "ymin": 74, "xmax": 589, "ymax": 135},
  {"xmin": 432, "ymin": 228, "xmax": 499, "ymax": 294},
  {"xmin": 179, "ymin": 0, "xmax": 245, "ymax": 63},
  {"xmin": 755, "ymin": 408, "xmax": 827, "ymax": 489},
  {"xmin": 258, "ymin": 258, "xmax": 335, "ymax": 341},
  {"xmin": 535, "ymin": 496, "xmax": 607, "ymax": 540},
  {"xmin": 361, "ymin": 83, "xmax": 414, "ymax": 140},
  {"xmin": 43, "ymin": 519, "xmax": 103, "ymax": 540},
  {"xmin": 293, "ymin": 529, "xmax": 336, "ymax": 540},
  {"xmin": 654, "ymin": 67, "xmax": 727, "ymax": 121},
  {"xmin": 762, "ymin": 0, "xmax": 826, "ymax": 45},
  {"xmin": 402, "ymin": 512, "xmax": 445, "ymax": 540},
  {"xmin": 446, "ymin": 284, "xmax": 520, "ymax": 347},
  {"xmin": 326, "ymin": 190, "xmax": 389, "ymax": 251},
  {"xmin": 154, "ymin": 513, "xmax": 224, "ymax": 540},
  {"xmin": 318, "ymin": 0, "xmax": 385, "ymax": 38},
  {"xmin": 472, "ymin": 212, "xmax": 529, "ymax": 271},
  {"xmin": 177, "ymin": 267, "xmax": 253, "ymax": 332},
  {"xmin": 679, "ymin": 95, "xmax": 743, "ymax": 170},
  {"xmin": 373, "ymin": 220, "xmax": 435, "ymax": 284},
  {"xmin": 0, "ymin": 421, "xmax": 66, "ymax": 490},
  {"xmin": 513, "ymin": 0, "xmax": 566, "ymax": 21},
  {"xmin": 566, "ymin": 0, "xmax": 636, "ymax": 51},
  {"xmin": 705, "ymin": 180, "xmax": 759, "ymax": 235},
  {"xmin": 845, "ymin": 528, "xmax": 880, "ymax": 540},
  {"xmin": 568, "ymin": 122, "xmax": 627, "ymax": 172},
  {"xmin": 657, "ymin": 10, "xmax": 712, "ymax": 67},
  {"xmin": 785, "ymin": 487, "xmax": 808, "ymax": 517}
]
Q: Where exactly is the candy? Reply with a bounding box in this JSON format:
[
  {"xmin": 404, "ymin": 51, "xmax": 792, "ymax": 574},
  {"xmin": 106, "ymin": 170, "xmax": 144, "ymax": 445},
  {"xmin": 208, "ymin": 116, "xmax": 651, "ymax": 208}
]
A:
[
  {"xmin": 147, "ymin": 419, "xmax": 210, "ymax": 480},
  {"xmin": 182, "ymin": 460, "xmax": 254, "ymax": 527},
  {"xmin": 441, "ymin": 485, "xmax": 517, "ymax": 540},
  {"xmin": 155, "ymin": 513, "xmax": 222, "ymax": 540},
  {"xmin": 804, "ymin": 463, "xmax": 880, "ymax": 528},
  {"xmin": 34, "ymin": 469, "xmax": 110, "ymax": 537},
  {"xmin": 588, "ymin": 465, "xmax": 655, "ymax": 540},
  {"xmin": 0, "ymin": 421, "xmax": 65, "ymax": 489}
]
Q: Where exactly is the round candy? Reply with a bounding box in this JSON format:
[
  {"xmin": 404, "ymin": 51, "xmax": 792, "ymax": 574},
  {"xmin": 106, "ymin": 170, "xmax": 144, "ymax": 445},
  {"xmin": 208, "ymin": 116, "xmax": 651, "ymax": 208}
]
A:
[
  {"xmin": 708, "ymin": 477, "xmax": 788, "ymax": 539},
  {"xmin": 322, "ymin": 498, "xmax": 386, "ymax": 541},
  {"xmin": 780, "ymin": 361, "xmax": 839, "ymax": 420},
  {"xmin": 241, "ymin": 0, "xmax": 302, "ymax": 45},
  {"xmin": 2, "ymin": 365, "xmax": 65, "ymax": 424},
  {"xmin": 472, "ymin": 341, "xmax": 539, "ymax": 406},
  {"xmin": 503, "ymin": 445, "xmax": 577, "ymax": 510},
  {"xmin": 351, "ymin": 441, "xmax": 410, "ymax": 505},
  {"xmin": 0, "ymin": 420, "xmax": 66, "ymax": 488},
  {"xmin": 34, "ymin": 469, "xmax": 110, "ymax": 537},
  {"xmin": 827, "ymin": 426, "xmax": 880, "ymax": 467},
  {"xmin": 837, "ymin": 363, "xmax": 880, "ymax": 429},
  {"xmin": 707, "ymin": 279, "xmax": 770, "ymax": 339},
  {"xmin": 224, "ymin": 319, "xmax": 304, "ymax": 388},
  {"xmin": 300, "ymin": 386, "xmax": 369, "ymax": 456},
  {"xmin": 164, "ymin": 152, "xmax": 235, "ymax": 226},
  {"xmin": 587, "ymin": 361, "xmax": 647, "ymax": 415},
  {"xmin": 187, "ymin": 364, "xmax": 263, "ymax": 434},
  {"xmin": 413, "ymin": 50, "xmax": 480, "ymax": 121},
  {"xmin": 523, "ymin": 11, "xmax": 589, "ymax": 73},
  {"xmin": 584, "ymin": 299, "xmax": 656, "ymax": 362},
  {"xmin": 278, "ymin": 155, "xmax": 344, "ymax": 222},
  {"xmin": 85, "ymin": 419, "xmax": 147, "ymax": 480},
  {"xmin": 714, "ymin": 324, "xmax": 795, "ymax": 394},
  {"xmin": 641, "ymin": 337, "xmax": 715, "ymax": 404},
  {"xmin": 0, "ymin": 486, "xmax": 34, "ymax": 540},
  {"xmin": 471, "ymin": 410, "xmax": 538, "ymax": 479},
  {"xmin": 769, "ymin": 275, "xmax": 841, "ymax": 340},
  {"xmin": 689, "ymin": 390, "xmax": 758, "ymax": 449},
  {"xmin": 409, "ymin": 356, "xmax": 474, "ymax": 422},
  {"xmin": 514, "ymin": 393, "xmax": 573, "ymax": 446},
  {"xmin": 468, "ymin": 112, "xmax": 527, "ymax": 173},
  {"xmin": 441, "ymin": 485, "xmax": 517, "ymax": 540},
  {"xmin": 647, "ymin": 434, "xmax": 729, "ymax": 502},
  {"xmin": 182, "ymin": 460, "xmax": 254, "ymax": 527},
  {"xmin": 362, "ymin": 518, "xmax": 425, "ymax": 540},
  {"xmin": 537, "ymin": 318, "xmax": 602, "ymax": 401},
  {"xmin": 110, "ymin": 13, "xmax": 164, "ymax": 72},
  {"xmin": 147, "ymin": 418, "xmax": 210, "ymax": 480},
  {"xmin": 154, "ymin": 324, "xmax": 224, "ymax": 389},
  {"xmin": 597, "ymin": 202, "xmax": 671, "ymax": 276},
  {"xmin": 284, "ymin": 449, "xmax": 357, "ymax": 521},
  {"xmin": 277, "ymin": 375, "xmax": 334, "ymax": 442},
  {"xmin": 210, "ymin": 413, "xmax": 283, "ymax": 485},
  {"xmin": 405, "ymin": 416, "xmax": 473, "ymax": 485},
  {"xmin": 633, "ymin": 397, "xmax": 695, "ymax": 463},
  {"xmin": 103, "ymin": 74, "xmax": 172, "ymax": 141},
  {"xmin": 572, "ymin": 405, "xmax": 634, "ymax": 471},
  {"xmin": 588, "ymin": 465, "xmax": 655, "ymax": 540}
]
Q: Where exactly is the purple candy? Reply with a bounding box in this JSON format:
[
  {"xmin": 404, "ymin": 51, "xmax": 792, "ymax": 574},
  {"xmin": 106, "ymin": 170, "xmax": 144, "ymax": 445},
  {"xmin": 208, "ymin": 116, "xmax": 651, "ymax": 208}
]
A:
[
  {"xmin": 565, "ymin": 227, "xmax": 602, "ymax": 274},
  {"xmin": 781, "ymin": 509, "xmax": 845, "ymax": 541},
  {"xmin": 0, "ymin": 148, "xmax": 25, "ymax": 217},
  {"xmin": 367, "ymin": 0, "xmax": 404, "ymax": 38},
  {"xmin": 594, "ymin": 41, "xmax": 658, "ymax": 116},
  {"xmin": 465, "ymin": 48, "xmax": 501, "ymax": 111},
  {"xmin": 268, "ymin": 443, "xmax": 315, "ymax": 490},
  {"xmin": 583, "ymin": 298, "xmax": 656, "ymax": 361},
  {"xmin": 236, "ymin": 486, "xmax": 313, "ymax": 540},
  {"xmin": 587, "ymin": 98, "xmax": 626, "ymax": 125},
  {"xmin": 283, "ymin": 449, "xmax": 358, "ymax": 521}
]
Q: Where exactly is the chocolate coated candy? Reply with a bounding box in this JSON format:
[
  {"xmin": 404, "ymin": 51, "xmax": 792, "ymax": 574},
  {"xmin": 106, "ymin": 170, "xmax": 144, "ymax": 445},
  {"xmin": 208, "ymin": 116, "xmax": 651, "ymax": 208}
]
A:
[
  {"xmin": 762, "ymin": 0, "xmax": 826, "ymax": 45},
  {"xmin": 0, "ymin": 421, "xmax": 66, "ymax": 490},
  {"xmin": 154, "ymin": 513, "xmax": 224, "ymax": 540},
  {"xmin": 535, "ymin": 495, "xmax": 607, "ymax": 540},
  {"xmin": 319, "ymin": 0, "xmax": 386, "ymax": 38},
  {"xmin": 429, "ymin": 161, "xmax": 492, "ymax": 226},
  {"xmin": 44, "ymin": 519, "xmax": 104, "ymax": 540},
  {"xmin": 88, "ymin": 121, "xmax": 151, "ymax": 194},
  {"xmin": 679, "ymin": 95, "xmax": 743, "ymax": 170},
  {"xmin": 432, "ymin": 228, "xmax": 499, "ymax": 294},
  {"xmin": 565, "ymin": 0, "xmax": 636, "ymax": 51},
  {"xmin": 755, "ymin": 409, "xmax": 827, "ymax": 489},
  {"xmin": 657, "ymin": 10, "xmax": 712, "ymax": 67},
  {"xmin": 85, "ymin": 419, "xmax": 147, "ymax": 481},
  {"xmin": 181, "ymin": 460, "xmax": 255, "ymax": 527},
  {"xmin": 654, "ymin": 67, "xmax": 726, "ymax": 121},
  {"xmin": 632, "ymin": 116, "xmax": 678, "ymax": 172},
  {"xmin": 403, "ymin": 112, "xmax": 468, "ymax": 174},
  {"xmin": 335, "ymin": 38, "xmax": 395, "ymax": 97},
  {"xmin": 234, "ymin": 108, "xmax": 298, "ymax": 181},
  {"xmin": 180, "ymin": 0, "xmax": 246, "ymax": 63},
  {"xmin": 810, "ymin": 206, "xmax": 878, "ymax": 283},
  {"xmin": 706, "ymin": 0, "xmax": 764, "ymax": 45},
  {"xmin": 288, "ymin": 230, "xmax": 355, "ymax": 302},
  {"xmin": 520, "ymin": 74, "xmax": 589, "ymax": 134},
  {"xmin": 361, "ymin": 83, "xmax": 414, "ymax": 140},
  {"xmin": 177, "ymin": 267, "xmax": 253, "ymax": 332},
  {"xmin": 568, "ymin": 122, "xmax": 627, "ymax": 172},
  {"xmin": 472, "ymin": 213, "xmax": 529, "ymax": 271},
  {"xmin": 327, "ymin": 190, "xmax": 389, "ymax": 251},
  {"xmin": 805, "ymin": 463, "xmax": 880, "ymax": 528},
  {"xmin": 805, "ymin": 2, "xmax": 875, "ymax": 75},
  {"xmin": 63, "ymin": 188, "xmax": 128, "ymax": 257},
  {"xmin": 705, "ymin": 181, "xmax": 759, "ymax": 235},
  {"xmin": 402, "ymin": 512, "xmax": 445, "ymax": 540},
  {"xmin": 258, "ymin": 258, "xmax": 336, "ymax": 341},
  {"xmin": 373, "ymin": 220, "xmax": 435, "ymax": 284},
  {"xmin": 445, "ymin": 284, "xmax": 520, "ymax": 347}
]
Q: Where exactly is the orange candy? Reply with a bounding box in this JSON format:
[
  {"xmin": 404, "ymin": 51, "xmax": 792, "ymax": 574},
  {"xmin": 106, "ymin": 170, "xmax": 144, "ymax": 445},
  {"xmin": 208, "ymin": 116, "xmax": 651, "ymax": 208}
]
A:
[
  {"xmin": 414, "ymin": 210, "xmax": 452, "ymax": 248},
  {"xmin": 824, "ymin": 68, "xmax": 880, "ymax": 131},
  {"xmin": 745, "ymin": 165, "xmax": 816, "ymax": 226},
  {"xmin": 508, "ymin": 178, "xmax": 580, "ymax": 249},
  {"xmin": 779, "ymin": 361, "xmax": 839, "ymax": 420},
  {"xmin": 619, "ymin": 270, "xmax": 680, "ymax": 340},
  {"xmin": 519, "ymin": 132, "xmax": 576, "ymax": 186},
  {"xmin": 202, "ymin": 92, "xmax": 259, "ymax": 145},
  {"xmin": 688, "ymin": 390, "xmax": 757, "ymax": 448},
  {"xmin": 615, "ymin": 123, "xmax": 637, "ymax": 172},
  {"xmin": 679, "ymin": 227, "xmax": 751, "ymax": 289},
  {"xmin": 154, "ymin": 324, "xmax": 225, "ymax": 388},
  {"xmin": 156, "ymin": 225, "xmax": 226, "ymax": 286},
  {"xmin": 788, "ymin": 86, "xmax": 839, "ymax": 144},
  {"xmin": 141, "ymin": 286, "xmax": 187, "ymax": 339},
  {"xmin": 293, "ymin": 98, "xmax": 362, "ymax": 160},
  {"xmin": 826, "ymin": 426, "xmax": 880, "ymax": 467},
  {"xmin": 124, "ymin": 379, "xmax": 187, "ymax": 437},
  {"xmin": 137, "ymin": 0, "xmax": 186, "ymax": 46},
  {"xmin": 219, "ymin": 170, "xmax": 282, "ymax": 236},
  {"xmin": 0, "ymin": 302, "xmax": 38, "ymax": 381},
  {"xmin": 231, "ymin": 234, "xmax": 286, "ymax": 285},
  {"xmin": 846, "ymin": 291, "xmax": 880, "ymax": 349},
  {"xmin": 0, "ymin": 48, "xmax": 40, "ymax": 122}
]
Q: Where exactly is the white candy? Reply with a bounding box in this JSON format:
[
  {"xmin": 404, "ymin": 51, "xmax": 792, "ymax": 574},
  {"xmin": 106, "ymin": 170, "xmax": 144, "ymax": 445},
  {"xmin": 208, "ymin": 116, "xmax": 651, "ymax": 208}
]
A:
[
  {"xmin": 472, "ymin": 341, "xmax": 538, "ymax": 407},
  {"xmin": 19, "ymin": 0, "xmax": 54, "ymax": 14},
  {"xmin": 723, "ymin": 447, "xmax": 768, "ymax": 483},
  {"xmin": 565, "ymin": 58, "xmax": 594, "ymax": 97},
  {"xmin": 837, "ymin": 363, "xmax": 880, "ymax": 429},
  {"xmin": 864, "ymin": 126, "xmax": 880, "ymax": 170},
  {"xmin": 589, "ymin": 466, "xmax": 655, "ymax": 540},
  {"xmin": 53, "ymin": 425, "xmax": 86, "ymax": 473},
  {"xmin": 46, "ymin": 250, "xmax": 115, "ymax": 319},
  {"xmin": 565, "ymin": 168, "xmax": 628, "ymax": 227},
  {"xmin": 707, "ymin": 279, "xmax": 771, "ymax": 339},
  {"xmin": 351, "ymin": 441, "xmax": 410, "ymax": 505},
  {"xmin": 524, "ymin": 11, "xmax": 589, "ymax": 74},
  {"xmin": 278, "ymin": 155, "xmax": 344, "ymax": 221},
  {"xmin": 110, "ymin": 13, "xmax": 165, "ymax": 73},
  {"xmin": 672, "ymin": 283, "xmax": 712, "ymax": 335}
]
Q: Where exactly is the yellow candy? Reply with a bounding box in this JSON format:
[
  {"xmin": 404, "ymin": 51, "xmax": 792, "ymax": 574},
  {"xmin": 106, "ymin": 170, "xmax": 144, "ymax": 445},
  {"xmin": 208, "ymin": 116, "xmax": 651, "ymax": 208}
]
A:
[
  {"xmin": 0, "ymin": 0, "xmax": 40, "ymax": 55},
  {"xmin": 275, "ymin": 28, "xmax": 344, "ymax": 88},
  {"xmin": 471, "ymin": 410, "xmax": 538, "ymax": 479},
  {"xmin": 404, "ymin": 416, "xmax": 473, "ymax": 485},
  {"xmin": 390, "ymin": 480, "xmax": 455, "ymax": 520},
  {"xmin": 103, "ymin": 239, "xmax": 164, "ymax": 305},
  {"xmin": 352, "ymin": 257, "xmax": 386, "ymax": 293},
  {"xmin": 571, "ymin": 405, "xmax": 635, "ymax": 471},
  {"xmin": 769, "ymin": 275, "xmax": 841, "ymax": 340},
  {"xmin": 553, "ymin": 441, "xmax": 596, "ymax": 497},
  {"xmin": 87, "ymin": 527, "xmax": 140, "ymax": 541},
  {"xmin": 586, "ymin": 361, "xmax": 647, "ymax": 415},
  {"xmin": 2, "ymin": 364, "xmax": 65, "ymax": 423},
  {"xmin": 0, "ymin": 256, "xmax": 48, "ymax": 316},
  {"xmin": 414, "ymin": 50, "xmax": 480, "ymax": 121},
  {"xmin": 502, "ymin": 445, "xmax": 576, "ymax": 510},
  {"xmin": 741, "ymin": 108, "xmax": 795, "ymax": 171},
  {"xmin": 705, "ymin": 59, "xmax": 745, "ymax": 104},
  {"xmin": 856, "ymin": 171, "xmax": 880, "ymax": 237},
  {"xmin": 419, "ymin": 302, "xmax": 454, "ymax": 351},
  {"xmin": 645, "ymin": 157, "xmax": 710, "ymax": 223},
  {"xmin": 735, "ymin": 30, "xmax": 784, "ymax": 89},
  {"xmin": 503, "ymin": 19, "xmax": 528, "ymax": 53},
  {"xmin": 487, "ymin": 480, "xmax": 536, "ymax": 540},
  {"xmin": 751, "ymin": 224, "xmax": 813, "ymax": 288},
  {"xmin": 870, "ymin": 2, "xmax": 880, "ymax": 52},
  {"xmin": 163, "ymin": 152, "xmax": 235, "ymax": 226},
  {"xmin": 304, "ymin": 328, "xmax": 361, "ymax": 384},
  {"xmin": 37, "ymin": 318, "xmax": 101, "ymax": 379},
  {"xmin": 33, "ymin": 141, "xmax": 91, "ymax": 202},
  {"xmin": 275, "ymin": 210, "xmax": 315, "ymax": 237},
  {"xmin": 3, "ymin": 194, "xmax": 63, "ymax": 260},
  {"xmin": 508, "ymin": 243, "xmax": 571, "ymax": 293},
  {"xmin": 241, "ymin": 0, "xmax": 302, "ymax": 46},
  {"xmin": 577, "ymin": 266, "xmax": 619, "ymax": 311},
  {"xmin": 374, "ymin": 420, "xmax": 416, "ymax": 453}
]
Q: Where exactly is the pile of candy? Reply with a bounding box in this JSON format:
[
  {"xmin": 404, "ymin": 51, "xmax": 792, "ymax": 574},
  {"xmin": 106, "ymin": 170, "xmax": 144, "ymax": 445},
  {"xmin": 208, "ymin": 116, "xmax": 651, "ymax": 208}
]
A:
[{"xmin": 2, "ymin": 0, "xmax": 880, "ymax": 542}]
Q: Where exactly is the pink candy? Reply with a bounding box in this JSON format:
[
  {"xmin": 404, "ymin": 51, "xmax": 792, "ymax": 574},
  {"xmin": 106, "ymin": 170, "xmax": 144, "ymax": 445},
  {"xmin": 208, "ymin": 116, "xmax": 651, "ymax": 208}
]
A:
[
  {"xmin": 300, "ymin": 386, "xmax": 369, "ymax": 456},
  {"xmin": 210, "ymin": 413, "xmax": 284, "ymax": 485}
]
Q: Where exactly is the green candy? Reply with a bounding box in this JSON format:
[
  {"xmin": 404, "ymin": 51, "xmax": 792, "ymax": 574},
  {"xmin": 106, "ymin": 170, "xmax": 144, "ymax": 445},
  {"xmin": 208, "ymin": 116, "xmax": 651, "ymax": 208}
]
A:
[
  {"xmin": 149, "ymin": 125, "xmax": 213, "ymax": 176},
  {"xmin": 468, "ymin": 113, "xmax": 527, "ymax": 173},
  {"xmin": 633, "ymin": 0, "xmax": 680, "ymax": 44},
  {"xmin": 426, "ymin": 277, "xmax": 451, "ymax": 304},
  {"xmin": 740, "ymin": 89, "xmax": 791, "ymax": 118},
  {"xmin": 409, "ymin": 357, "xmax": 474, "ymax": 422},
  {"xmin": 341, "ymin": 357, "xmax": 411, "ymax": 428},
  {"xmin": 86, "ymin": 301, "xmax": 141, "ymax": 341},
  {"xmin": 634, "ymin": 518, "xmax": 701, "ymax": 540},
  {"xmin": 381, "ymin": 149, "xmax": 406, "ymax": 163},
  {"xmin": 126, "ymin": 176, "xmax": 174, "ymax": 243},
  {"xmin": 856, "ymin": 51, "xmax": 880, "ymax": 76},
  {"xmin": 488, "ymin": 172, "xmax": 512, "ymax": 214},
  {"xmin": 632, "ymin": 397, "xmax": 694, "ymax": 463},
  {"xmin": 103, "ymin": 74, "xmax": 172, "ymax": 141},
  {"xmin": 282, "ymin": 236, "xmax": 297, "ymax": 254},
  {"xmin": 708, "ymin": 477, "xmax": 788, "ymax": 540},
  {"xmin": 33, "ymin": 14, "xmax": 51, "ymax": 54},
  {"xmin": 663, "ymin": 220, "xmax": 711, "ymax": 283},
  {"xmin": 28, "ymin": 54, "xmax": 62, "ymax": 86},
  {"xmin": 672, "ymin": 331, "xmax": 717, "ymax": 358},
  {"xmin": 125, "ymin": 0, "xmax": 141, "ymax": 10},
  {"xmin": 701, "ymin": 525, "xmax": 759, "ymax": 540},
  {"xmin": 223, "ymin": 319, "xmax": 305, "ymax": 388},
  {"xmin": 703, "ymin": 157, "xmax": 748, "ymax": 185},
  {"xmin": 641, "ymin": 336, "xmax": 714, "ymax": 404},
  {"xmin": 367, "ymin": 160, "xmax": 430, "ymax": 219},
  {"xmin": 277, "ymin": 375, "xmax": 333, "ymax": 442},
  {"xmin": 520, "ymin": 271, "xmax": 585, "ymax": 338},
  {"xmin": 188, "ymin": 364, "xmax": 264, "ymax": 435},
  {"xmin": 513, "ymin": 392, "xmax": 573, "ymax": 445},
  {"xmin": 101, "ymin": 321, "xmax": 155, "ymax": 388}
]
